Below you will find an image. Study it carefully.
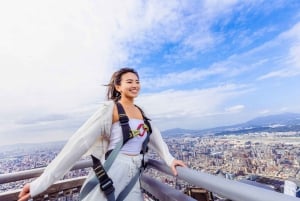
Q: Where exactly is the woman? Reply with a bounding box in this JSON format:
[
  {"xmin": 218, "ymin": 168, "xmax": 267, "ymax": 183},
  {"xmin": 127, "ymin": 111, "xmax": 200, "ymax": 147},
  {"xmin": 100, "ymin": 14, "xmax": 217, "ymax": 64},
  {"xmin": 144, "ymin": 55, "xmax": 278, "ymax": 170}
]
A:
[{"xmin": 18, "ymin": 67, "xmax": 186, "ymax": 201}]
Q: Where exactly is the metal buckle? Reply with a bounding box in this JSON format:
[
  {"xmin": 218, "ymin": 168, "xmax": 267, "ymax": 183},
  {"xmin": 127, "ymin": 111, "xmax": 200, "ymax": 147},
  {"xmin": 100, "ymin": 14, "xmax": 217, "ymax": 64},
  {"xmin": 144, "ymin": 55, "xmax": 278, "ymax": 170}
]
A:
[
  {"xmin": 100, "ymin": 178, "xmax": 115, "ymax": 195},
  {"xmin": 94, "ymin": 166, "xmax": 105, "ymax": 178},
  {"xmin": 119, "ymin": 114, "xmax": 129, "ymax": 125},
  {"xmin": 120, "ymin": 121, "xmax": 128, "ymax": 126}
]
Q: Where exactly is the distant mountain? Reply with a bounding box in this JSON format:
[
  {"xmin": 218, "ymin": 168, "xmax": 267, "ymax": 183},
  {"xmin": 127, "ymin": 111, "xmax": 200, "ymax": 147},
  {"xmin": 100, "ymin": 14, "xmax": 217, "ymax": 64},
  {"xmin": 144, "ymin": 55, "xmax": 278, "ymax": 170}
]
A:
[
  {"xmin": 243, "ymin": 112, "xmax": 300, "ymax": 126},
  {"xmin": 161, "ymin": 128, "xmax": 201, "ymax": 138},
  {"xmin": 162, "ymin": 112, "xmax": 300, "ymax": 137}
]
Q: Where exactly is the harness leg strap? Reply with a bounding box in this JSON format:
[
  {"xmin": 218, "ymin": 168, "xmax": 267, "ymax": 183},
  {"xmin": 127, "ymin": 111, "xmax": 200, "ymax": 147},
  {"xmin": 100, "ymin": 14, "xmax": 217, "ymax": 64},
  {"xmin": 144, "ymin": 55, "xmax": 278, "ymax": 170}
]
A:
[{"xmin": 91, "ymin": 155, "xmax": 115, "ymax": 199}]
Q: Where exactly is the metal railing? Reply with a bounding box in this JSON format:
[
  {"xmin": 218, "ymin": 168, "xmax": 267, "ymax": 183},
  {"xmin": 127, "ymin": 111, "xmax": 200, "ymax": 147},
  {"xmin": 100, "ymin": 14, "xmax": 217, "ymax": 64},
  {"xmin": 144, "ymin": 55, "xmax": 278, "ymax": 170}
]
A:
[
  {"xmin": 0, "ymin": 160, "xmax": 92, "ymax": 201},
  {"xmin": 140, "ymin": 174, "xmax": 196, "ymax": 201},
  {"xmin": 147, "ymin": 159, "xmax": 300, "ymax": 201},
  {"xmin": 1, "ymin": 159, "xmax": 299, "ymax": 201}
]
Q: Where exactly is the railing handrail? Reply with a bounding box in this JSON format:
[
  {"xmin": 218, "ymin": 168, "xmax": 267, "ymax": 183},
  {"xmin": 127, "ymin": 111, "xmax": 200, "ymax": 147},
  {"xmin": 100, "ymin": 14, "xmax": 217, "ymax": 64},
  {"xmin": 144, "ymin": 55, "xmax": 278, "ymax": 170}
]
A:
[
  {"xmin": 1, "ymin": 159, "xmax": 299, "ymax": 201},
  {"xmin": 0, "ymin": 177, "xmax": 86, "ymax": 201},
  {"xmin": 0, "ymin": 159, "xmax": 192, "ymax": 201},
  {"xmin": 140, "ymin": 174, "xmax": 196, "ymax": 201},
  {"xmin": 146, "ymin": 159, "xmax": 300, "ymax": 201},
  {"xmin": 0, "ymin": 160, "xmax": 92, "ymax": 184}
]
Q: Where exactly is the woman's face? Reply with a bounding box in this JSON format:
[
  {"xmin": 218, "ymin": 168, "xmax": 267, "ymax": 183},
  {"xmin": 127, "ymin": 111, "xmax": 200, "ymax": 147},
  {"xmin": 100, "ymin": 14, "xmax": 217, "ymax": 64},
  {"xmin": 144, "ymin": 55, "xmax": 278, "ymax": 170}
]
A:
[{"xmin": 116, "ymin": 72, "xmax": 140, "ymax": 99}]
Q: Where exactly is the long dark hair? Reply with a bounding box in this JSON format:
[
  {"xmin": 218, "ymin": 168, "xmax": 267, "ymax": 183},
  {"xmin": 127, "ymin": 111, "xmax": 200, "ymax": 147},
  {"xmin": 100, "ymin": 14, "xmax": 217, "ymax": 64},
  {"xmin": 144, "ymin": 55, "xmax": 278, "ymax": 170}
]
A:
[{"xmin": 106, "ymin": 67, "xmax": 139, "ymax": 102}]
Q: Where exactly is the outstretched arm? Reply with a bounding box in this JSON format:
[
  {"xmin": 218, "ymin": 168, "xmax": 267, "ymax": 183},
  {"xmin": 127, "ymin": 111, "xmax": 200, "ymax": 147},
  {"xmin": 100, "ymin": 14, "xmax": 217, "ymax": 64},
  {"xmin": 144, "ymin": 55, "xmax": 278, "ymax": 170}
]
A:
[
  {"xmin": 18, "ymin": 101, "xmax": 114, "ymax": 199},
  {"xmin": 148, "ymin": 124, "xmax": 187, "ymax": 175}
]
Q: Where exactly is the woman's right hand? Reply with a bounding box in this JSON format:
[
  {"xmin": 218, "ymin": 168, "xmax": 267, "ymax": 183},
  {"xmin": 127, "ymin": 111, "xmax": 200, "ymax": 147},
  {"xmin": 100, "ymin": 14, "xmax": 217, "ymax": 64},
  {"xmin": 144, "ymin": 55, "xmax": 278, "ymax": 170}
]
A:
[{"xmin": 18, "ymin": 183, "xmax": 31, "ymax": 201}]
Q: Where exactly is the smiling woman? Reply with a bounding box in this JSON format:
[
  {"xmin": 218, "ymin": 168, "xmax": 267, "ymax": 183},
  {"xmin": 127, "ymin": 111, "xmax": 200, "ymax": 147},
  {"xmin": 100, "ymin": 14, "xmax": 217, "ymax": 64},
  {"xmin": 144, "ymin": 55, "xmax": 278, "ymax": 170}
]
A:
[
  {"xmin": 106, "ymin": 68, "xmax": 141, "ymax": 103},
  {"xmin": 17, "ymin": 67, "xmax": 186, "ymax": 201}
]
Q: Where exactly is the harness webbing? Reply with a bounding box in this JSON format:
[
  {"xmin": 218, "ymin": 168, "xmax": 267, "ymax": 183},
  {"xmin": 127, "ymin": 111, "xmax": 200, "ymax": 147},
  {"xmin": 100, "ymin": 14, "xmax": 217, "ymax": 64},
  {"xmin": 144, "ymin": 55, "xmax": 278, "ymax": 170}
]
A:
[
  {"xmin": 79, "ymin": 102, "xmax": 152, "ymax": 201},
  {"xmin": 116, "ymin": 102, "xmax": 131, "ymax": 144},
  {"xmin": 79, "ymin": 140, "xmax": 122, "ymax": 201}
]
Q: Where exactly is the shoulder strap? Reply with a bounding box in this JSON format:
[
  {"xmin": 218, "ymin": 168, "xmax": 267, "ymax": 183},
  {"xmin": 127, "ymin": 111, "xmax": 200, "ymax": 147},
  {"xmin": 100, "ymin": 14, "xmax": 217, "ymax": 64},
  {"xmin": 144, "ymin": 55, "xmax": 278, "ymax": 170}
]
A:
[
  {"xmin": 116, "ymin": 102, "xmax": 132, "ymax": 145},
  {"xmin": 81, "ymin": 103, "xmax": 152, "ymax": 201},
  {"xmin": 134, "ymin": 105, "xmax": 152, "ymax": 170},
  {"xmin": 116, "ymin": 102, "xmax": 152, "ymax": 145},
  {"xmin": 117, "ymin": 106, "xmax": 152, "ymax": 201},
  {"xmin": 80, "ymin": 102, "xmax": 130, "ymax": 201},
  {"xmin": 79, "ymin": 140, "xmax": 122, "ymax": 201},
  {"xmin": 135, "ymin": 104, "xmax": 152, "ymax": 134}
]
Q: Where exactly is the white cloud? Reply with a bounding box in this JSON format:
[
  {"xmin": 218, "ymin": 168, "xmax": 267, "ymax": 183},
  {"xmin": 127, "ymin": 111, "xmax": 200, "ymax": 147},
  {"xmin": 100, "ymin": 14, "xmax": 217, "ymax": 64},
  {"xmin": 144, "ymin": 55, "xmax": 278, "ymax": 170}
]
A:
[
  {"xmin": 114, "ymin": 0, "xmax": 242, "ymax": 62},
  {"xmin": 142, "ymin": 66, "xmax": 227, "ymax": 89},
  {"xmin": 280, "ymin": 107, "xmax": 289, "ymax": 112},
  {"xmin": 259, "ymin": 109, "xmax": 270, "ymax": 115},
  {"xmin": 203, "ymin": 0, "xmax": 238, "ymax": 17},
  {"xmin": 136, "ymin": 84, "xmax": 251, "ymax": 129},
  {"xmin": 225, "ymin": 105, "xmax": 245, "ymax": 113},
  {"xmin": 0, "ymin": 1, "xmax": 298, "ymax": 146},
  {"xmin": 0, "ymin": 1, "xmax": 137, "ymax": 145},
  {"xmin": 257, "ymin": 22, "xmax": 300, "ymax": 80}
]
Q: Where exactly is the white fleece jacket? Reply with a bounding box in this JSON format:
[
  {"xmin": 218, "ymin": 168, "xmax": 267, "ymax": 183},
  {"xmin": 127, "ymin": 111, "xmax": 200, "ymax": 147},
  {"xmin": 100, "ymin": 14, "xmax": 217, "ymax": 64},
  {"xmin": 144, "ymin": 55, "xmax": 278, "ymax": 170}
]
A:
[{"xmin": 29, "ymin": 100, "xmax": 174, "ymax": 197}]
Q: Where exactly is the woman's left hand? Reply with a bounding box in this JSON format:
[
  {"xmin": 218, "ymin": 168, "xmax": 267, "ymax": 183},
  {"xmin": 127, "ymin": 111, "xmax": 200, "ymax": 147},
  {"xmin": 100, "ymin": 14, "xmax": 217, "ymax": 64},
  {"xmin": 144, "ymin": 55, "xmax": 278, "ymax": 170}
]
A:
[
  {"xmin": 170, "ymin": 159, "xmax": 187, "ymax": 176},
  {"xmin": 18, "ymin": 183, "xmax": 31, "ymax": 201}
]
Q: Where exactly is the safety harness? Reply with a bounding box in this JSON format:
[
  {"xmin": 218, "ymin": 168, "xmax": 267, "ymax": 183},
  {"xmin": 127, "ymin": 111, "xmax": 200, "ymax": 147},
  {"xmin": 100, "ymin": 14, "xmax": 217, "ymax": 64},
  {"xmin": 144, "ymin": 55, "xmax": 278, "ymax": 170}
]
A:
[{"xmin": 79, "ymin": 102, "xmax": 152, "ymax": 201}]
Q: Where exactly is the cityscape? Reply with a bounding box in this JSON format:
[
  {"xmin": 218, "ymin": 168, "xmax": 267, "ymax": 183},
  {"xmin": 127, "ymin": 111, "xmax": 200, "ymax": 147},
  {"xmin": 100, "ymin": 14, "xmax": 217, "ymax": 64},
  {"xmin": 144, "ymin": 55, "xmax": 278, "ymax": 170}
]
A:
[
  {"xmin": 1, "ymin": 130, "xmax": 300, "ymax": 200},
  {"xmin": 168, "ymin": 131, "xmax": 300, "ymax": 180}
]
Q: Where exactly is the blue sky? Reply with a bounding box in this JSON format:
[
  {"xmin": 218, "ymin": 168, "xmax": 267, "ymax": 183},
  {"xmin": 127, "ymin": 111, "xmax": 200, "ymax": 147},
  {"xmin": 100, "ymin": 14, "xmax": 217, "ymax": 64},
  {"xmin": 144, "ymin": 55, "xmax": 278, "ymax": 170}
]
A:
[{"xmin": 0, "ymin": 0, "xmax": 300, "ymax": 146}]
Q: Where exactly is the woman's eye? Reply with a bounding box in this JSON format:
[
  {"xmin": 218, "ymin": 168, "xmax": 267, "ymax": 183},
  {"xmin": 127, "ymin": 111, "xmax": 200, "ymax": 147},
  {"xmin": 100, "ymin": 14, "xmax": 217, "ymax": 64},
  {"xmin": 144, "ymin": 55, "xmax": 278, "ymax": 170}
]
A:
[{"xmin": 125, "ymin": 80, "xmax": 139, "ymax": 84}]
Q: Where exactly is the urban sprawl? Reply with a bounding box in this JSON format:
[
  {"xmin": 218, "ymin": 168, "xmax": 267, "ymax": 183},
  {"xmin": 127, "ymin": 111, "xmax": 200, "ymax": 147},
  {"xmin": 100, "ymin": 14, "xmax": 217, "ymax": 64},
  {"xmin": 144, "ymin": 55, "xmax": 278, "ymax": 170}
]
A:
[{"xmin": 1, "ymin": 131, "xmax": 299, "ymax": 199}]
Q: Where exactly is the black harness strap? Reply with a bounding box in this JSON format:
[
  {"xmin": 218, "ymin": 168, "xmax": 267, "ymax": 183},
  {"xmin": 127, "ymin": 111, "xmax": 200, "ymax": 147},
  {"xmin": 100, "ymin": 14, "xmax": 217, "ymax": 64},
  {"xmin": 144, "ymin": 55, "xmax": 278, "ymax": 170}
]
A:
[
  {"xmin": 135, "ymin": 104, "xmax": 152, "ymax": 168},
  {"xmin": 116, "ymin": 102, "xmax": 131, "ymax": 145},
  {"xmin": 91, "ymin": 102, "xmax": 132, "ymax": 200},
  {"xmin": 116, "ymin": 104, "xmax": 152, "ymax": 201},
  {"xmin": 105, "ymin": 102, "xmax": 131, "ymax": 159},
  {"xmin": 82, "ymin": 102, "xmax": 152, "ymax": 201},
  {"xmin": 91, "ymin": 155, "xmax": 115, "ymax": 197}
]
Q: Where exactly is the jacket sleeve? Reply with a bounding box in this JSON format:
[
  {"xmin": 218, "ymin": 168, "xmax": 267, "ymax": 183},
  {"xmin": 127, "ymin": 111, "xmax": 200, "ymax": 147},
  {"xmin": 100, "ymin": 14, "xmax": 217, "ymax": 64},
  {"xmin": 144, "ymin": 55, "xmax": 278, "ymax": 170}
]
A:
[
  {"xmin": 148, "ymin": 124, "xmax": 174, "ymax": 167},
  {"xmin": 29, "ymin": 101, "xmax": 114, "ymax": 197}
]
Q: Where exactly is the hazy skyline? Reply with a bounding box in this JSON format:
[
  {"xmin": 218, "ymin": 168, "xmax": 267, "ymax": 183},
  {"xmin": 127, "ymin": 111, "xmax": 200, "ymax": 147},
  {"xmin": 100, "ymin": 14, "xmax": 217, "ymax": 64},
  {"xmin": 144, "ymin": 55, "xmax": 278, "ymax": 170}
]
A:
[{"xmin": 1, "ymin": 1, "xmax": 300, "ymax": 146}]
